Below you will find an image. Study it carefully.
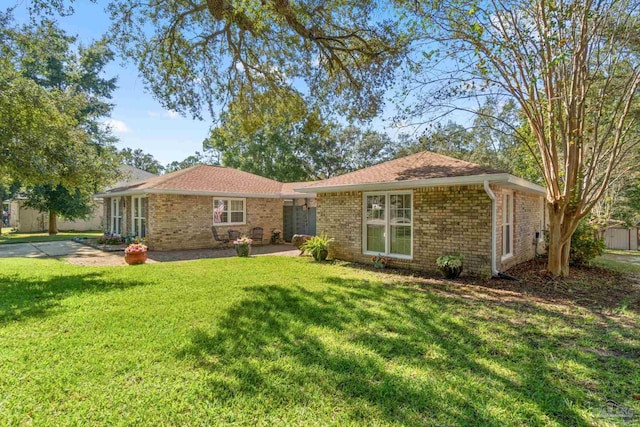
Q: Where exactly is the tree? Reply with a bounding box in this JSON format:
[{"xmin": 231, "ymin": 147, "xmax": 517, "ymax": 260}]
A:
[
  {"xmin": 29, "ymin": 0, "xmax": 408, "ymax": 121},
  {"xmin": 24, "ymin": 185, "xmax": 94, "ymax": 234},
  {"xmin": 164, "ymin": 151, "xmax": 219, "ymax": 174},
  {"xmin": 404, "ymin": 0, "xmax": 640, "ymax": 276},
  {"xmin": 1, "ymin": 17, "xmax": 120, "ymax": 233},
  {"xmin": 119, "ymin": 148, "xmax": 164, "ymax": 175},
  {"xmin": 205, "ymin": 88, "xmax": 396, "ymax": 181}
]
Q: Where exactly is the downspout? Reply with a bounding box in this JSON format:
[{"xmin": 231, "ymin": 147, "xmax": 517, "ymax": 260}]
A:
[{"xmin": 483, "ymin": 181, "xmax": 499, "ymax": 277}]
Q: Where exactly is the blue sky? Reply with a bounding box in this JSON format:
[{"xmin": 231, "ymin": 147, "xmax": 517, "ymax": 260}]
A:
[{"xmin": 12, "ymin": 1, "xmax": 212, "ymax": 165}]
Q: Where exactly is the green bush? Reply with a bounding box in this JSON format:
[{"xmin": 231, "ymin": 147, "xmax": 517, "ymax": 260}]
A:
[
  {"xmin": 570, "ymin": 220, "xmax": 605, "ymax": 266},
  {"xmin": 302, "ymin": 233, "xmax": 335, "ymax": 261}
]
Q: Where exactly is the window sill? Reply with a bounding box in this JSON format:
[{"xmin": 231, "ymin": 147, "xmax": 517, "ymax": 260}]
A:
[
  {"xmin": 363, "ymin": 251, "xmax": 413, "ymax": 261},
  {"xmin": 213, "ymin": 222, "xmax": 246, "ymax": 227},
  {"xmin": 501, "ymin": 253, "xmax": 514, "ymax": 262}
]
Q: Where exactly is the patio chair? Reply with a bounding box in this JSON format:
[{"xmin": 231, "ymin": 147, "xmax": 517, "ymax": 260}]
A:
[
  {"xmin": 228, "ymin": 230, "xmax": 241, "ymax": 241},
  {"xmin": 250, "ymin": 227, "xmax": 263, "ymax": 243},
  {"xmin": 212, "ymin": 227, "xmax": 230, "ymax": 244}
]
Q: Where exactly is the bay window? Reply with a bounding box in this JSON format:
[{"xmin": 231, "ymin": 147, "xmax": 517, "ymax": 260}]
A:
[{"xmin": 364, "ymin": 191, "xmax": 412, "ymax": 258}]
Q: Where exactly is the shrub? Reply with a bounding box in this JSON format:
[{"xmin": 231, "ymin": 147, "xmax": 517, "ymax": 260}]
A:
[
  {"xmin": 570, "ymin": 220, "xmax": 605, "ymax": 266},
  {"xmin": 97, "ymin": 233, "xmax": 124, "ymax": 245},
  {"xmin": 302, "ymin": 233, "xmax": 334, "ymax": 261}
]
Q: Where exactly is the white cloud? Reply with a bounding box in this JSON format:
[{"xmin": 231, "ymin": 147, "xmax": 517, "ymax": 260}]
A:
[
  {"xmin": 147, "ymin": 110, "xmax": 180, "ymax": 119},
  {"xmin": 165, "ymin": 110, "xmax": 179, "ymax": 119},
  {"xmin": 103, "ymin": 119, "xmax": 131, "ymax": 133}
]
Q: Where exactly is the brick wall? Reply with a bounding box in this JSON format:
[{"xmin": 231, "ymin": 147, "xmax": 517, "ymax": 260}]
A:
[
  {"xmin": 495, "ymin": 186, "xmax": 544, "ymax": 271},
  {"xmin": 317, "ymin": 186, "xmax": 493, "ymax": 276},
  {"xmin": 148, "ymin": 194, "xmax": 283, "ymax": 250}
]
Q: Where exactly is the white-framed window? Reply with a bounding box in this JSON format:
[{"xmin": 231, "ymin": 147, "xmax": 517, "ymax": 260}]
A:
[
  {"xmin": 213, "ymin": 198, "xmax": 246, "ymax": 225},
  {"xmin": 132, "ymin": 196, "xmax": 147, "ymax": 238},
  {"xmin": 110, "ymin": 197, "xmax": 122, "ymax": 235},
  {"xmin": 363, "ymin": 191, "xmax": 412, "ymax": 259},
  {"xmin": 502, "ymin": 191, "xmax": 514, "ymax": 259}
]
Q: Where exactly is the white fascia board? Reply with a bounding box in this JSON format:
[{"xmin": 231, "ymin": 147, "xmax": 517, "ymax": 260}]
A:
[
  {"xmin": 295, "ymin": 174, "xmax": 510, "ymax": 193},
  {"xmin": 96, "ymin": 188, "xmax": 286, "ymax": 199},
  {"xmin": 295, "ymin": 173, "xmax": 546, "ymax": 195},
  {"xmin": 505, "ymin": 176, "xmax": 547, "ymax": 195}
]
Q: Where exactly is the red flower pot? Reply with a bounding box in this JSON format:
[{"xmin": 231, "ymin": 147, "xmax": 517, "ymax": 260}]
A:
[{"xmin": 124, "ymin": 252, "xmax": 147, "ymax": 265}]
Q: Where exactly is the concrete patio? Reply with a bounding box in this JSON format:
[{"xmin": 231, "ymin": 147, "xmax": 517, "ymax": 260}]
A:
[{"xmin": 0, "ymin": 241, "xmax": 301, "ymax": 266}]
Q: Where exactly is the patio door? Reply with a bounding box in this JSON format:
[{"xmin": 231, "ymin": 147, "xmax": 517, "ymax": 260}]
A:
[
  {"xmin": 110, "ymin": 197, "xmax": 122, "ymax": 235},
  {"xmin": 132, "ymin": 196, "xmax": 147, "ymax": 238}
]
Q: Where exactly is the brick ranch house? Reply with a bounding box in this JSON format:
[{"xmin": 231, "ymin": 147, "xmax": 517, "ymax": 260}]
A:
[
  {"xmin": 295, "ymin": 151, "xmax": 547, "ymax": 277},
  {"xmin": 95, "ymin": 166, "xmax": 316, "ymax": 250}
]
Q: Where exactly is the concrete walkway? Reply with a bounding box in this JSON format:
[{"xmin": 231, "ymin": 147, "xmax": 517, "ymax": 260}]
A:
[
  {"xmin": 0, "ymin": 241, "xmax": 301, "ymax": 266},
  {"xmin": 0, "ymin": 241, "xmax": 126, "ymax": 266}
]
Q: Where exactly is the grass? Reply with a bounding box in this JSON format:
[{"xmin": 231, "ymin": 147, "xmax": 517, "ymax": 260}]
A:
[
  {"xmin": 0, "ymin": 229, "xmax": 102, "ymax": 244},
  {"xmin": 591, "ymin": 250, "xmax": 640, "ymax": 274},
  {"xmin": 0, "ymin": 257, "xmax": 639, "ymax": 426}
]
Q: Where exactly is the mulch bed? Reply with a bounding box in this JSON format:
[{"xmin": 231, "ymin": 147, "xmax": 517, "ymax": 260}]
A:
[{"xmin": 343, "ymin": 258, "xmax": 640, "ymax": 313}]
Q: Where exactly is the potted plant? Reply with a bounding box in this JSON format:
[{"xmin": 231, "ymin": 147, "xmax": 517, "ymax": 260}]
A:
[
  {"xmin": 302, "ymin": 233, "xmax": 334, "ymax": 261},
  {"xmin": 124, "ymin": 242, "xmax": 148, "ymax": 265},
  {"xmin": 371, "ymin": 254, "xmax": 389, "ymax": 269},
  {"xmin": 436, "ymin": 254, "xmax": 464, "ymax": 279},
  {"xmin": 233, "ymin": 236, "xmax": 253, "ymax": 257}
]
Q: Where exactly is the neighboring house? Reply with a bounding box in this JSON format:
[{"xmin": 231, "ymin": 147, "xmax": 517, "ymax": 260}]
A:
[
  {"xmin": 7, "ymin": 166, "xmax": 155, "ymax": 233},
  {"xmin": 295, "ymin": 151, "xmax": 547, "ymax": 277},
  {"xmin": 95, "ymin": 166, "xmax": 317, "ymax": 249}
]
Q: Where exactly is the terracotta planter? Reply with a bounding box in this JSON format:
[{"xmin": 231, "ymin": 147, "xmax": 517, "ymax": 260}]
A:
[
  {"xmin": 235, "ymin": 244, "xmax": 251, "ymax": 257},
  {"xmin": 125, "ymin": 252, "xmax": 147, "ymax": 265}
]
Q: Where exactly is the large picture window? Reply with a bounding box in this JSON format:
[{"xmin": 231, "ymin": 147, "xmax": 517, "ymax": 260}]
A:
[
  {"xmin": 213, "ymin": 198, "xmax": 246, "ymax": 225},
  {"xmin": 364, "ymin": 192, "xmax": 412, "ymax": 258},
  {"xmin": 132, "ymin": 196, "xmax": 147, "ymax": 238},
  {"xmin": 502, "ymin": 191, "xmax": 514, "ymax": 259},
  {"xmin": 110, "ymin": 197, "xmax": 122, "ymax": 235}
]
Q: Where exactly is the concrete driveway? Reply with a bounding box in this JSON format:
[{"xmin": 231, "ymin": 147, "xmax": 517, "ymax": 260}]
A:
[{"xmin": 0, "ymin": 241, "xmax": 126, "ymax": 266}]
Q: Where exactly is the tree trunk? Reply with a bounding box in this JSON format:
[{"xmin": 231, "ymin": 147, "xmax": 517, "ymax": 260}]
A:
[
  {"xmin": 560, "ymin": 239, "xmax": 571, "ymax": 277},
  {"xmin": 48, "ymin": 211, "xmax": 58, "ymax": 235},
  {"xmin": 547, "ymin": 203, "xmax": 582, "ymax": 277},
  {"xmin": 547, "ymin": 213, "xmax": 564, "ymax": 276}
]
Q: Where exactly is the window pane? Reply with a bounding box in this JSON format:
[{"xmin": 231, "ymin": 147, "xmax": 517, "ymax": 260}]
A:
[
  {"xmin": 230, "ymin": 200, "xmax": 243, "ymax": 211},
  {"xmin": 391, "ymin": 225, "xmax": 411, "ymax": 255},
  {"xmin": 141, "ymin": 198, "xmax": 146, "ymax": 217},
  {"xmin": 390, "ymin": 194, "xmax": 411, "ymax": 225},
  {"xmin": 134, "ymin": 198, "xmax": 139, "ymax": 217},
  {"xmin": 230, "ymin": 211, "xmax": 244, "ymax": 223},
  {"xmin": 504, "ymin": 224, "xmax": 511, "ymax": 254},
  {"xmin": 366, "ymin": 225, "xmax": 385, "ymax": 252},
  {"xmin": 141, "ymin": 219, "xmax": 146, "ymax": 238},
  {"xmin": 367, "ymin": 195, "xmax": 385, "ymax": 222}
]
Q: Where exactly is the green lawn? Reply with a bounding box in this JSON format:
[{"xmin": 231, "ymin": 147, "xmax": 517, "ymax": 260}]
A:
[
  {"xmin": 0, "ymin": 229, "xmax": 102, "ymax": 244},
  {"xmin": 591, "ymin": 251, "xmax": 640, "ymax": 274},
  {"xmin": 0, "ymin": 257, "xmax": 638, "ymax": 426}
]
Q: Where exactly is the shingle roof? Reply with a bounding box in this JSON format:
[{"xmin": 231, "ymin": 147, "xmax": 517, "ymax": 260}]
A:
[
  {"xmin": 99, "ymin": 165, "xmax": 317, "ymax": 197},
  {"xmin": 301, "ymin": 151, "xmax": 504, "ymax": 189}
]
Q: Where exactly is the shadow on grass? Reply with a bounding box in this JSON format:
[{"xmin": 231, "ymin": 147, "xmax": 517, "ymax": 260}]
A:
[
  {"xmin": 174, "ymin": 276, "xmax": 629, "ymax": 425},
  {"xmin": 0, "ymin": 270, "xmax": 146, "ymax": 323}
]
